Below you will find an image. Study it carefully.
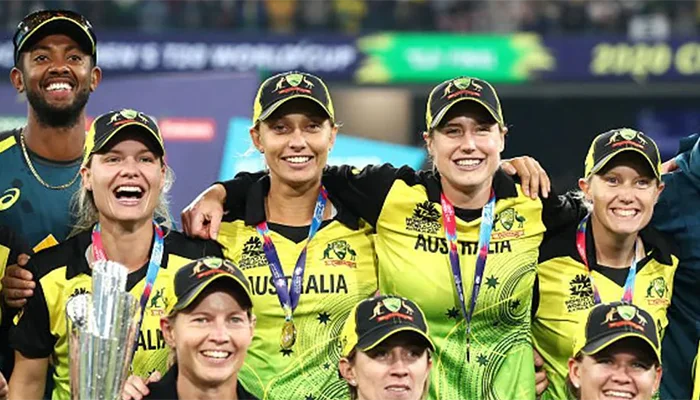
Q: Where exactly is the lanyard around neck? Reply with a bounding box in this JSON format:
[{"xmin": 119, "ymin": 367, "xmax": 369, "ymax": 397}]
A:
[
  {"xmin": 440, "ymin": 189, "xmax": 496, "ymax": 362},
  {"xmin": 91, "ymin": 221, "xmax": 165, "ymax": 358},
  {"xmin": 255, "ymin": 186, "xmax": 329, "ymax": 320},
  {"xmin": 575, "ymin": 214, "xmax": 639, "ymax": 304}
]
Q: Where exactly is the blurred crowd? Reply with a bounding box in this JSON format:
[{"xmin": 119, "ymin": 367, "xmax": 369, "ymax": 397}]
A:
[{"xmin": 2, "ymin": 0, "xmax": 700, "ymax": 37}]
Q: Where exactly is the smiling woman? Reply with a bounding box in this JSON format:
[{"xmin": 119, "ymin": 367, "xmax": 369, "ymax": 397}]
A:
[
  {"xmin": 123, "ymin": 257, "xmax": 258, "ymax": 400},
  {"xmin": 8, "ymin": 109, "xmax": 223, "ymax": 400},
  {"xmin": 183, "ymin": 75, "xmax": 587, "ymax": 400},
  {"xmin": 567, "ymin": 302, "xmax": 663, "ymax": 400},
  {"xmin": 533, "ymin": 129, "xmax": 678, "ymax": 400}
]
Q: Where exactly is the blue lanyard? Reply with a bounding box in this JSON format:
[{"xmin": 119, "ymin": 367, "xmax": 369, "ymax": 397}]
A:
[{"xmin": 255, "ymin": 187, "xmax": 328, "ymax": 319}]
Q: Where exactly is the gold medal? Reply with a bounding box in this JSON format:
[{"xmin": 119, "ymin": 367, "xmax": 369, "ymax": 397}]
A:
[{"xmin": 280, "ymin": 320, "xmax": 297, "ymax": 349}]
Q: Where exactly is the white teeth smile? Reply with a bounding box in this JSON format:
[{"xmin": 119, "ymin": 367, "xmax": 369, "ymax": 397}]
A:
[
  {"xmin": 117, "ymin": 186, "xmax": 142, "ymax": 193},
  {"xmin": 202, "ymin": 350, "xmax": 230, "ymax": 359},
  {"xmin": 603, "ymin": 390, "xmax": 634, "ymax": 398},
  {"xmin": 455, "ymin": 159, "xmax": 482, "ymax": 166},
  {"xmin": 46, "ymin": 82, "xmax": 72, "ymax": 91},
  {"xmin": 612, "ymin": 209, "xmax": 637, "ymax": 217},
  {"xmin": 115, "ymin": 186, "xmax": 143, "ymax": 199},
  {"xmin": 285, "ymin": 156, "xmax": 311, "ymax": 164}
]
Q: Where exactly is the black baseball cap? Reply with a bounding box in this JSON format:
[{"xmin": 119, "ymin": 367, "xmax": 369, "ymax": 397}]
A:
[
  {"xmin": 84, "ymin": 109, "xmax": 165, "ymax": 165},
  {"xmin": 252, "ymin": 71, "xmax": 334, "ymax": 123},
  {"xmin": 340, "ymin": 295, "xmax": 434, "ymax": 357},
  {"xmin": 13, "ymin": 9, "xmax": 97, "ymax": 65},
  {"xmin": 426, "ymin": 76, "xmax": 504, "ymax": 130},
  {"xmin": 171, "ymin": 257, "xmax": 252, "ymax": 314},
  {"xmin": 584, "ymin": 128, "xmax": 661, "ymax": 180},
  {"xmin": 573, "ymin": 302, "xmax": 660, "ymax": 365}
]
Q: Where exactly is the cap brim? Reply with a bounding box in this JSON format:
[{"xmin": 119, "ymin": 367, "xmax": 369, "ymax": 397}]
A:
[
  {"xmin": 257, "ymin": 95, "xmax": 333, "ymax": 122},
  {"xmin": 17, "ymin": 18, "xmax": 94, "ymax": 62},
  {"xmin": 356, "ymin": 326, "xmax": 435, "ymax": 354},
  {"xmin": 93, "ymin": 121, "xmax": 165, "ymax": 157},
  {"xmin": 581, "ymin": 332, "xmax": 661, "ymax": 365},
  {"xmin": 171, "ymin": 274, "xmax": 253, "ymax": 315},
  {"xmin": 430, "ymin": 97, "xmax": 502, "ymax": 130},
  {"xmin": 586, "ymin": 147, "xmax": 660, "ymax": 180}
]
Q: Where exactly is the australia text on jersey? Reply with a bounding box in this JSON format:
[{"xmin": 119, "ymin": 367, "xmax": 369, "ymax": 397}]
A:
[
  {"xmin": 414, "ymin": 234, "xmax": 513, "ymax": 255},
  {"xmin": 248, "ymin": 273, "xmax": 349, "ymax": 296}
]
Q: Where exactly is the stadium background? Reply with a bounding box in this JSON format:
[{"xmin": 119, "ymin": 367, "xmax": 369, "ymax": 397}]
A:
[{"xmin": 2, "ymin": 0, "xmax": 699, "ymax": 215}]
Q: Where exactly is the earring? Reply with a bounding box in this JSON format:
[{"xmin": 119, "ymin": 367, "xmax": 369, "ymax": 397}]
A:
[
  {"xmin": 573, "ymin": 382, "xmax": 580, "ymax": 389},
  {"xmin": 349, "ymin": 380, "xmax": 357, "ymax": 386}
]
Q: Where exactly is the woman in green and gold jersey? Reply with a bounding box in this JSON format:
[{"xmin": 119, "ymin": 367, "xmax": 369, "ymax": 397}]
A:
[
  {"xmin": 7, "ymin": 109, "xmax": 222, "ymax": 400},
  {"xmin": 533, "ymin": 129, "xmax": 677, "ymax": 400},
  {"xmin": 183, "ymin": 75, "xmax": 577, "ymax": 400},
  {"xmin": 182, "ymin": 72, "xmax": 378, "ymax": 400}
]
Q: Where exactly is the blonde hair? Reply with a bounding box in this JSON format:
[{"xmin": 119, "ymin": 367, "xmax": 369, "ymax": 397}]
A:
[{"xmin": 69, "ymin": 156, "xmax": 175, "ymax": 236}]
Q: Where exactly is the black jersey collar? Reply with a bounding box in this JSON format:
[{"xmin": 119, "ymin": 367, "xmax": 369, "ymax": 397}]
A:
[
  {"xmin": 66, "ymin": 225, "xmax": 171, "ymax": 280},
  {"xmin": 243, "ymin": 174, "xmax": 361, "ymax": 230},
  {"xmin": 145, "ymin": 364, "xmax": 258, "ymax": 400},
  {"xmin": 423, "ymin": 167, "xmax": 519, "ymax": 204}
]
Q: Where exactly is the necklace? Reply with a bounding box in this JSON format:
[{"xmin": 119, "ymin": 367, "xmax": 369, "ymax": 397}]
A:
[{"xmin": 19, "ymin": 129, "xmax": 81, "ymax": 190}]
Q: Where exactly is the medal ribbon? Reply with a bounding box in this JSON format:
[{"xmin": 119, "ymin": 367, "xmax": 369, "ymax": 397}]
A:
[
  {"xmin": 575, "ymin": 214, "xmax": 638, "ymax": 304},
  {"xmin": 256, "ymin": 186, "xmax": 328, "ymax": 321},
  {"xmin": 440, "ymin": 189, "xmax": 496, "ymax": 362},
  {"xmin": 92, "ymin": 221, "xmax": 165, "ymax": 358}
]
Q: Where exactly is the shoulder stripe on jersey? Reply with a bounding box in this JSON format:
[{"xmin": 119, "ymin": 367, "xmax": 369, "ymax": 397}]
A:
[{"xmin": 0, "ymin": 135, "xmax": 17, "ymax": 155}]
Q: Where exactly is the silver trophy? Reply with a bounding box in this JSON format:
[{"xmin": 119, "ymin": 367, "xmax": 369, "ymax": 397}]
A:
[{"xmin": 68, "ymin": 260, "xmax": 141, "ymax": 400}]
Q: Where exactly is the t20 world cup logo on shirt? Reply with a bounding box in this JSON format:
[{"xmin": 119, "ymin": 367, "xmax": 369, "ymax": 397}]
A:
[
  {"xmin": 240, "ymin": 236, "xmax": 269, "ymax": 270},
  {"xmin": 405, "ymin": 201, "xmax": 441, "ymax": 234}
]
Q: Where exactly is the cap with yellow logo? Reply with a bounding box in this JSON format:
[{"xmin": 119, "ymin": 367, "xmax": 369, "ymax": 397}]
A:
[
  {"xmin": 426, "ymin": 76, "xmax": 504, "ymax": 130},
  {"xmin": 339, "ymin": 295, "xmax": 434, "ymax": 357},
  {"xmin": 252, "ymin": 71, "xmax": 334, "ymax": 123},
  {"xmin": 572, "ymin": 302, "xmax": 660, "ymax": 365},
  {"xmin": 583, "ymin": 128, "xmax": 661, "ymax": 180},
  {"xmin": 171, "ymin": 257, "xmax": 252, "ymax": 314},
  {"xmin": 84, "ymin": 109, "xmax": 164, "ymax": 165}
]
